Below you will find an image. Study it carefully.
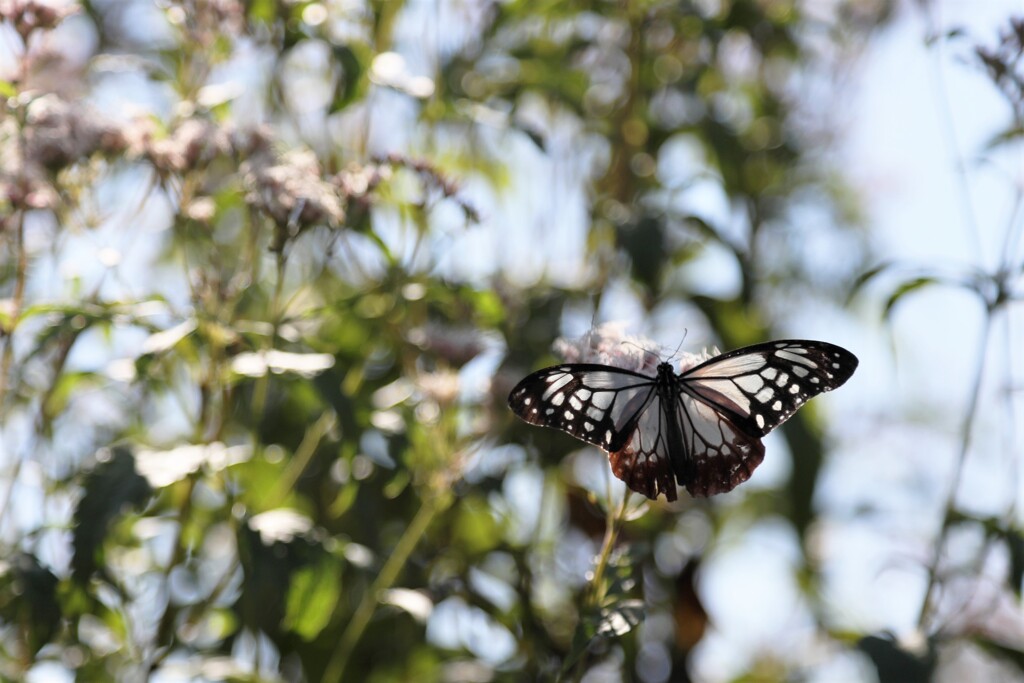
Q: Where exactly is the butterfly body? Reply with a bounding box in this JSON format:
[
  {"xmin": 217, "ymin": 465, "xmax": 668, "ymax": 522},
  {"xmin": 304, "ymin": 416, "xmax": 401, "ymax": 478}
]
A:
[{"xmin": 508, "ymin": 340, "xmax": 858, "ymax": 501}]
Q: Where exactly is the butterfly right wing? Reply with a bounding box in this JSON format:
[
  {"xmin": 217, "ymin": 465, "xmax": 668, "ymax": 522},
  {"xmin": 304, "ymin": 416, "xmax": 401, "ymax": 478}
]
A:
[
  {"xmin": 508, "ymin": 364, "xmax": 657, "ymax": 453},
  {"xmin": 671, "ymin": 339, "xmax": 857, "ymax": 497}
]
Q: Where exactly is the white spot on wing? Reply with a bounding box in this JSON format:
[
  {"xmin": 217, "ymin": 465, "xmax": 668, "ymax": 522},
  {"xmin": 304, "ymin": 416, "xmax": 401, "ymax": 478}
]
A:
[
  {"xmin": 569, "ymin": 396, "xmax": 583, "ymax": 410},
  {"xmin": 587, "ymin": 406, "xmax": 603, "ymax": 421},
  {"xmin": 735, "ymin": 375, "xmax": 764, "ymax": 392},
  {"xmin": 692, "ymin": 378, "xmax": 751, "ymax": 412},
  {"xmin": 591, "ymin": 392, "xmax": 613, "ymax": 410},
  {"xmin": 542, "ymin": 374, "xmax": 572, "ymax": 399},
  {"xmin": 551, "ymin": 393, "xmax": 564, "ymax": 406},
  {"xmin": 694, "ymin": 353, "xmax": 766, "ymax": 374},
  {"xmin": 755, "ymin": 414, "xmax": 765, "ymax": 429},
  {"xmin": 755, "ymin": 387, "xmax": 774, "ymax": 403},
  {"xmin": 761, "ymin": 367, "xmax": 778, "ymax": 380}
]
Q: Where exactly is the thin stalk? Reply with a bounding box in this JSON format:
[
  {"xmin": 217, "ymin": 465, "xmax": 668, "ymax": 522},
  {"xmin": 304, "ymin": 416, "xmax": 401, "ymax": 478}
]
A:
[
  {"xmin": 922, "ymin": 3, "xmax": 984, "ymax": 260},
  {"xmin": 323, "ymin": 491, "xmax": 448, "ymax": 681},
  {"xmin": 568, "ymin": 491, "xmax": 632, "ymax": 683},
  {"xmin": 251, "ymin": 249, "xmax": 288, "ymax": 423},
  {"xmin": 147, "ymin": 476, "xmax": 197, "ymax": 671},
  {"xmin": 0, "ymin": 213, "xmax": 26, "ymax": 404},
  {"xmin": 0, "ymin": 214, "xmax": 27, "ymax": 534},
  {"xmin": 917, "ymin": 313, "xmax": 993, "ymax": 629},
  {"xmin": 588, "ymin": 492, "xmax": 632, "ymax": 606},
  {"xmin": 266, "ymin": 410, "xmax": 336, "ymax": 509}
]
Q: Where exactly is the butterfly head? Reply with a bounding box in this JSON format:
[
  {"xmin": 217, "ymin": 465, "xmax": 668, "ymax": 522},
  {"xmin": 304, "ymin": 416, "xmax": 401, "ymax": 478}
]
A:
[{"xmin": 656, "ymin": 362, "xmax": 677, "ymax": 380}]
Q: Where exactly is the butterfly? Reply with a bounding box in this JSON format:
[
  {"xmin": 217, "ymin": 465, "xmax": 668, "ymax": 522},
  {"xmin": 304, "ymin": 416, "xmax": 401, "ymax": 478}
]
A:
[{"xmin": 508, "ymin": 340, "xmax": 858, "ymax": 501}]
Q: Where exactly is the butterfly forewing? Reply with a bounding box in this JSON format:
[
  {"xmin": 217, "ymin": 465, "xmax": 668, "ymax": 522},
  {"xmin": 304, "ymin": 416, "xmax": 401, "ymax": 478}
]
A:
[
  {"xmin": 508, "ymin": 364, "xmax": 657, "ymax": 452},
  {"xmin": 679, "ymin": 340, "xmax": 858, "ymax": 438}
]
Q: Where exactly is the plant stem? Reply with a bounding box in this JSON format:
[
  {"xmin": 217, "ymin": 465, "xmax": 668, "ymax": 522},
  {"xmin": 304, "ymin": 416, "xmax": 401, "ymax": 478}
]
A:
[
  {"xmin": 251, "ymin": 250, "xmax": 288, "ymax": 424},
  {"xmin": 917, "ymin": 315, "xmax": 993, "ymax": 629},
  {"xmin": 567, "ymin": 492, "xmax": 632, "ymax": 683},
  {"xmin": 589, "ymin": 492, "xmax": 631, "ymax": 606},
  {"xmin": 324, "ymin": 491, "xmax": 447, "ymax": 681},
  {"xmin": 266, "ymin": 411, "xmax": 336, "ymax": 509}
]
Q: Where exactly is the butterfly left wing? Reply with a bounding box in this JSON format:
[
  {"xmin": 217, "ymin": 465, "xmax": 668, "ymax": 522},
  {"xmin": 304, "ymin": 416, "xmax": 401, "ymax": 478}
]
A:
[
  {"xmin": 508, "ymin": 364, "xmax": 658, "ymax": 452},
  {"xmin": 606, "ymin": 384, "xmax": 680, "ymax": 501},
  {"xmin": 509, "ymin": 363, "xmax": 684, "ymax": 501}
]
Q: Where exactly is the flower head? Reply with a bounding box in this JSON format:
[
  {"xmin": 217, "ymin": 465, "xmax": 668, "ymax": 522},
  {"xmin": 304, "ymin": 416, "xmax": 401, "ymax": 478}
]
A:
[
  {"xmin": 553, "ymin": 322, "xmax": 661, "ymax": 374},
  {"xmin": 243, "ymin": 148, "xmax": 345, "ymax": 231},
  {"xmin": 553, "ymin": 322, "xmax": 717, "ymax": 374}
]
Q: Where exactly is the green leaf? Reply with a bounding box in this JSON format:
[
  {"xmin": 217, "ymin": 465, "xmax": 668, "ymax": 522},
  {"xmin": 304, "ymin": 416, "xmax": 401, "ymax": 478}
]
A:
[
  {"xmin": 561, "ymin": 600, "xmax": 646, "ymax": 675},
  {"xmin": 883, "ymin": 276, "xmax": 942, "ymax": 319},
  {"xmin": 858, "ymin": 633, "xmax": 936, "ymax": 683},
  {"xmin": 330, "ymin": 45, "xmax": 369, "ymax": 113},
  {"xmin": 560, "ymin": 546, "xmax": 645, "ymax": 676},
  {"xmin": 595, "ymin": 599, "xmax": 644, "ymax": 637},
  {"xmin": 329, "ymin": 480, "xmax": 360, "ymax": 518},
  {"xmin": 562, "ymin": 609, "xmax": 600, "ymax": 675},
  {"xmin": 984, "ymin": 126, "xmax": 1024, "ymax": 151},
  {"xmin": 469, "ymin": 288, "xmax": 505, "ymax": 327},
  {"xmin": 847, "ymin": 260, "xmax": 895, "ymax": 304},
  {"xmin": 976, "ymin": 637, "xmax": 1024, "ymax": 674},
  {"xmin": 617, "ymin": 214, "xmax": 667, "ymax": 297},
  {"xmin": 246, "ymin": 0, "xmax": 276, "ymax": 24},
  {"xmin": 283, "ymin": 557, "xmax": 342, "ymax": 641},
  {"xmin": 0, "ymin": 553, "xmax": 61, "ymax": 657},
  {"xmin": 72, "ymin": 447, "xmax": 153, "ymax": 582},
  {"xmin": 454, "ymin": 496, "xmax": 501, "ymax": 555},
  {"xmin": 43, "ymin": 371, "xmax": 100, "ymax": 425},
  {"xmin": 1007, "ymin": 529, "xmax": 1024, "ymax": 596}
]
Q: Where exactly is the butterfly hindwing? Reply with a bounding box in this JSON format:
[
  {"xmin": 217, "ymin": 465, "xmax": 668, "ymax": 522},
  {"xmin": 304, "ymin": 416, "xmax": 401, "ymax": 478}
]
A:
[
  {"xmin": 674, "ymin": 391, "xmax": 765, "ymax": 497},
  {"xmin": 508, "ymin": 364, "xmax": 657, "ymax": 452},
  {"xmin": 607, "ymin": 388, "xmax": 679, "ymax": 501}
]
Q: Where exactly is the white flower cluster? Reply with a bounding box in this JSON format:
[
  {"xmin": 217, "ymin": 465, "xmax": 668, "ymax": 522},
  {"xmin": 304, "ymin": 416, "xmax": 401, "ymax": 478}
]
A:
[{"xmin": 552, "ymin": 321, "xmax": 716, "ymax": 374}]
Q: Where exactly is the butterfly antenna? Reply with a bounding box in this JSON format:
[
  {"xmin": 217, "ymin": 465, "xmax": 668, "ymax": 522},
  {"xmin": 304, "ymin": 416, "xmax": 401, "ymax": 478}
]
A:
[
  {"xmin": 666, "ymin": 330, "xmax": 689, "ymax": 363},
  {"xmin": 622, "ymin": 339, "xmax": 661, "ymax": 363}
]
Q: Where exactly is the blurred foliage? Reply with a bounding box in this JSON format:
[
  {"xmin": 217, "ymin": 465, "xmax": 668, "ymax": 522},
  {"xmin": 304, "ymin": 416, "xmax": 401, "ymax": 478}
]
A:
[{"xmin": 1, "ymin": 1, "xmax": 1021, "ymax": 682}]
